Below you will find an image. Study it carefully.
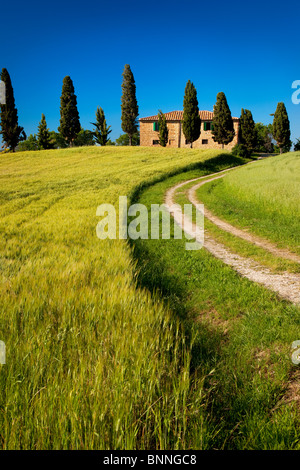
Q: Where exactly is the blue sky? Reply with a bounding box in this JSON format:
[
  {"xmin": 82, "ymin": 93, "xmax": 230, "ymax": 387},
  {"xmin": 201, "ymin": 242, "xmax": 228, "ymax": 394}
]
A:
[{"xmin": 1, "ymin": 0, "xmax": 300, "ymax": 144}]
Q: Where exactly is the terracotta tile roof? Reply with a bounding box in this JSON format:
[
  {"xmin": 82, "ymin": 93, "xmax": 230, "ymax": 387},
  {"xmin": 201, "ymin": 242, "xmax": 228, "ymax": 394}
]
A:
[{"xmin": 139, "ymin": 110, "xmax": 239, "ymax": 121}]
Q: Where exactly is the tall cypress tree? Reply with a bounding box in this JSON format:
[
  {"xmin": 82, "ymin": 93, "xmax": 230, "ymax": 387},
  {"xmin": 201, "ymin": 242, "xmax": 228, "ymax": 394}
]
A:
[
  {"xmin": 58, "ymin": 76, "xmax": 81, "ymax": 147},
  {"xmin": 182, "ymin": 80, "xmax": 201, "ymax": 148},
  {"xmin": 212, "ymin": 92, "xmax": 235, "ymax": 149},
  {"xmin": 239, "ymin": 108, "xmax": 256, "ymax": 152},
  {"xmin": 0, "ymin": 68, "xmax": 26, "ymax": 152},
  {"xmin": 273, "ymin": 102, "xmax": 291, "ymax": 154},
  {"xmin": 158, "ymin": 110, "xmax": 168, "ymax": 147},
  {"xmin": 121, "ymin": 64, "xmax": 139, "ymax": 146},
  {"xmin": 37, "ymin": 114, "xmax": 53, "ymax": 149},
  {"xmin": 91, "ymin": 107, "xmax": 112, "ymax": 146}
]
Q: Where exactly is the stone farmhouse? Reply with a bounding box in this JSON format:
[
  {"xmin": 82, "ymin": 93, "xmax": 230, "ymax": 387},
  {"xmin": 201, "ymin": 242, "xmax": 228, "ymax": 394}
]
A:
[{"xmin": 139, "ymin": 110, "xmax": 239, "ymax": 149}]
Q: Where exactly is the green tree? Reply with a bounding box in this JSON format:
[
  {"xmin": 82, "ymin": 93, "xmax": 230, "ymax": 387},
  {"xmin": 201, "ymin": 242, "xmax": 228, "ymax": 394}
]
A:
[
  {"xmin": 254, "ymin": 123, "xmax": 274, "ymax": 153},
  {"xmin": 58, "ymin": 76, "xmax": 81, "ymax": 147},
  {"xmin": 212, "ymin": 92, "xmax": 235, "ymax": 149},
  {"xmin": 0, "ymin": 68, "xmax": 26, "ymax": 151},
  {"xmin": 17, "ymin": 134, "xmax": 38, "ymax": 151},
  {"xmin": 158, "ymin": 110, "xmax": 169, "ymax": 147},
  {"xmin": 49, "ymin": 131, "xmax": 68, "ymax": 149},
  {"xmin": 182, "ymin": 80, "xmax": 201, "ymax": 148},
  {"xmin": 231, "ymin": 143, "xmax": 252, "ymax": 159},
  {"xmin": 239, "ymin": 108, "xmax": 256, "ymax": 153},
  {"xmin": 74, "ymin": 128, "xmax": 95, "ymax": 147},
  {"xmin": 294, "ymin": 139, "xmax": 300, "ymax": 151},
  {"xmin": 121, "ymin": 64, "xmax": 139, "ymax": 146},
  {"xmin": 49, "ymin": 129, "xmax": 94, "ymax": 148},
  {"xmin": 273, "ymin": 102, "xmax": 291, "ymax": 154},
  {"xmin": 37, "ymin": 114, "xmax": 53, "ymax": 149},
  {"xmin": 91, "ymin": 107, "xmax": 112, "ymax": 146},
  {"xmin": 115, "ymin": 132, "xmax": 140, "ymax": 146}
]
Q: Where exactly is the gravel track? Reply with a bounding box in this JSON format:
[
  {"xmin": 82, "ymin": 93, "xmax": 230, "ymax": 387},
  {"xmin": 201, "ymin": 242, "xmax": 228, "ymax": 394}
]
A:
[{"xmin": 164, "ymin": 167, "xmax": 300, "ymax": 305}]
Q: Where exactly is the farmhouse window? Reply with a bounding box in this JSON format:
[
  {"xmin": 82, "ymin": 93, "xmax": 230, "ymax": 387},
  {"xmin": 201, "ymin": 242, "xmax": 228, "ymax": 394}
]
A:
[
  {"xmin": 153, "ymin": 122, "xmax": 159, "ymax": 131},
  {"xmin": 204, "ymin": 122, "xmax": 212, "ymax": 131},
  {"xmin": 202, "ymin": 139, "xmax": 208, "ymax": 145},
  {"xmin": 153, "ymin": 140, "xmax": 159, "ymax": 145}
]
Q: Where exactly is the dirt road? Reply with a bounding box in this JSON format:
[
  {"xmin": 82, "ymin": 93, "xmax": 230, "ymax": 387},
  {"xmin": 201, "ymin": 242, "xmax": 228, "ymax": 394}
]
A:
[{"xmin": 164, "ymin": 167, "xmax": 300, "ymax": 305}]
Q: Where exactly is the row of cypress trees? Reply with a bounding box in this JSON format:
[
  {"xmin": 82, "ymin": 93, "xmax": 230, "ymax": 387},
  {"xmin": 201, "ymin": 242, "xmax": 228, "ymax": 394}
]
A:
[
  {"xmin": 154, "ymin": 82, "xmax": 236, "ymax": 149},
  {"xmin": 158, "ymin": 80, "xmax": 291, "ymax": 154},
  {"xmin": 238, "ymin": 105, "xmax": 291, "ymax": 155},
  {"xmin": 0, "ymin": 66, "xmax": 291, "ymax": 153},
  {"xmin": 0, "ymin": 65, "xmax": 139, "ymax": 151},
  {"xmin": 181, "ymin": 81, "xmax": 235, "ymax": 149},
  {"xmin": 156, "ymin": 81, "xmax": 238, "ymax": 149}
]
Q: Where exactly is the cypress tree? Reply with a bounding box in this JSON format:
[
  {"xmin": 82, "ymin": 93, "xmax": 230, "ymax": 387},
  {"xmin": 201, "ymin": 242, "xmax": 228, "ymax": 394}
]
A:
[
  {"xmin": 273, "ymin": 102, "xmax": 291, "ymax": 154},
  {"xmin": 121, "ymin": 64, "xmax": 139, "ymax": 146},
  {"xmin": 0, "ymin": 68, "xmax": 26, "ymax": 152},
  {"xmin": 158, "ymin": 110, "xmax": 168, "ymax": 147},
  {"xmin": 91, "ymin": 107, "xmax": 112, "ymax": 146},
  {"xmin": 58, "ymin": 76, "xmax": 81, "ymax": 147},
  {"xmin": 239, "ymin": 108, "xmax": 256, "ymax": 152},
  {"xmin": 212, "ymin": 92, "xmax": 235, "ymax": 149},
  {"xmin": 37, "ymin": 114, "xmax": 53, "ymax": 149},
  {"xmin": 182, "ymin": 80, "xmax": 201, "ymax": 148}
]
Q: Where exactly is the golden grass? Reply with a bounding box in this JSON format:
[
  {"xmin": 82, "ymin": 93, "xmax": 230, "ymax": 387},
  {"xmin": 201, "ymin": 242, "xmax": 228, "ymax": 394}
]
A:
[{"xmin": 0, "ymin": 146, "xmax": 222, "ymax": 449}]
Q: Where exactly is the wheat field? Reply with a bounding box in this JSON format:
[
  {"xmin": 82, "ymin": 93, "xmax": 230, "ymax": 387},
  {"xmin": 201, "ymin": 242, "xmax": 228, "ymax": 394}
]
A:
[{"xmin": 0, "ymin": 146, "xmax": 224, "ymax": 449}]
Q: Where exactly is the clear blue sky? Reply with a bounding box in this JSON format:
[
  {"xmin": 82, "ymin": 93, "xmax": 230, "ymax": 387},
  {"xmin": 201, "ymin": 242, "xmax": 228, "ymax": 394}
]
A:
[{"xmin": 1, "ymin": 0, "xmax": 300, "ymax": 144}]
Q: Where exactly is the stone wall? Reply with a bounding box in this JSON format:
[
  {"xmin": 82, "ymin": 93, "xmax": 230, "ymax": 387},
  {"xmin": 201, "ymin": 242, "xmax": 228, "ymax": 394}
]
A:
[
  {"xmin": 140, "ymin": 119, "xmax": 239, "ymax": 150},
  {"xmin": 140, "ymin": 121, "xmax": 181, "ymax": 147}
]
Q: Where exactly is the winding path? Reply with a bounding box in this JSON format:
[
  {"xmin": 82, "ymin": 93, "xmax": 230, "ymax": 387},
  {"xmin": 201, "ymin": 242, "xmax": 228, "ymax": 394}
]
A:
[{"xmin": 164, "ymin": 167, "xmax": 300, "ymax": 305}]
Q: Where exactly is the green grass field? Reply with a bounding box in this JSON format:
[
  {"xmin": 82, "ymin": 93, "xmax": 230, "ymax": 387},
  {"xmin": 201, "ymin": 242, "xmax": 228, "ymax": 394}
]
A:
[
  {"xmin": 0, "ymin": 146, "xmax": 237, "ymax": 449},
  {"xmin": 196, "ymin": 153, "xmax": 300, "ymax": 256},
  {"xmin": 1, "ymin": 147, "xmax": 299, "ymax": 450}
]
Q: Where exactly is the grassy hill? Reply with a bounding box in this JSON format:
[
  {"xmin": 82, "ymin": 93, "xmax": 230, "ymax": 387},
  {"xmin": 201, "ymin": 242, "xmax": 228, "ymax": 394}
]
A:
[
  {"xmin": 2, "ymin": 147, "xmax": 299, "ymax": 450},
  {"xmin": 0, "ymin": 146, "xmax": 229, "ymax": 449}
]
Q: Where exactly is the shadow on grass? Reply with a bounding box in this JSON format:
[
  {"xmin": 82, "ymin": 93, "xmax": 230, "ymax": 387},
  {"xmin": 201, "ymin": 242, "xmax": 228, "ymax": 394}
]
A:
[{"xmin": 129, "ymin": 153, "xmax": 246, "ymax": 203}]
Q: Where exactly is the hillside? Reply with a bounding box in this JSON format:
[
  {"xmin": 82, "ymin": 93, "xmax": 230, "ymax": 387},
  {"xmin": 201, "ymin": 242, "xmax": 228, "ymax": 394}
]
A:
[
  {"xmin": 1, "ymin": 147, "xmax": 299, "ymax": 449},
  {"xmin": 0, "ymin": 146, "xmax": 227, "ymax": 449}
]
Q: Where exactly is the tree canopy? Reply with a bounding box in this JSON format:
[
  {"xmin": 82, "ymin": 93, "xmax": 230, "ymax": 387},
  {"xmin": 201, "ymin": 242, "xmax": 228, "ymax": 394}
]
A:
[
  {"xmin": 37, "ymin": 114, "xmax": 53, "ymax": 149},
  {"xmin": 121, "ymin": 65, "xmax": 139, "ymax": 146},
  {"xmin": 158, "ymin": 110, "xmax": 168, "ymax": 147},
  {"xmin": 273, "ymin": 102, "xmax": 291, "ymax": 154},
  {"xmin": 58, "ymin": 76, "xmax": 81, "ymax": 146},
  {"xmin": 91, "ymin": 107, "xmax": 112, "ymax": 146},
  {"xmin": 0, "ymin": 68, "xmax": 26, "ymax": 151},
  {"xmin": 182, "ymin": 80, "xmax": 201, "ymax": 148},
  {"xmin": 294, "ymin": 138, "xmax": 300, "ymax": 151},
  {"xmin": 115, "ymin": 132, "xmax": 139, "ymax": 146},
  {"xmin": 212, "ymin": 92, "xmax": 235, "ymax": 148},
  {"xmin": 239, "ymin": 108, "xmax": 256, "ymax": 152}
]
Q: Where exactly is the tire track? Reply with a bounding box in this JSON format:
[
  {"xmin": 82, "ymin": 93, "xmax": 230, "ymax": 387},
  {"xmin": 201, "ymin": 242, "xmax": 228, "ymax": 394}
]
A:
[
  {"xmin": 164, "ymin": 168, "xmax": 300, "ymax": 305},
  {"xmin": 188, "ymin": 175, "xmax": 300, "ymax": 264}
]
